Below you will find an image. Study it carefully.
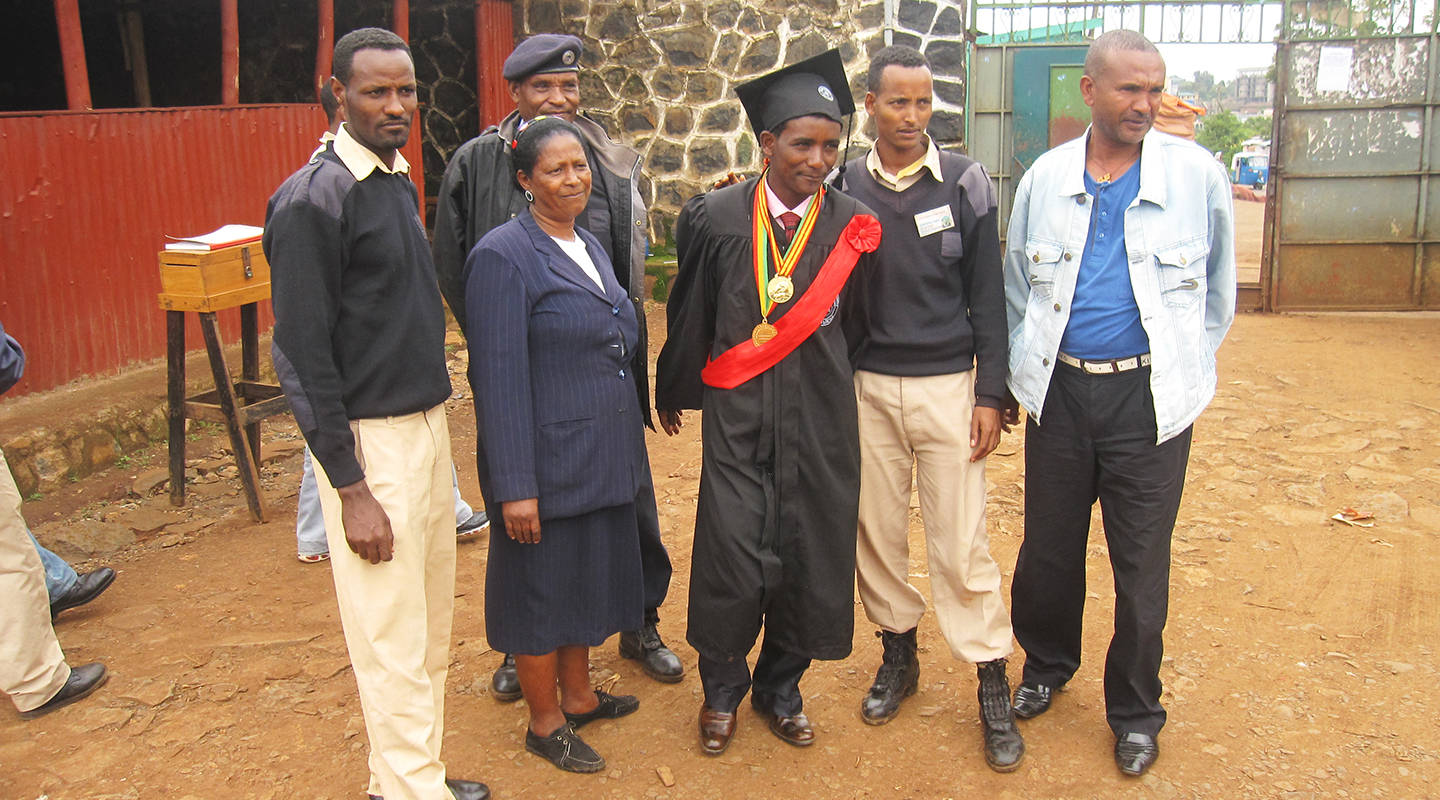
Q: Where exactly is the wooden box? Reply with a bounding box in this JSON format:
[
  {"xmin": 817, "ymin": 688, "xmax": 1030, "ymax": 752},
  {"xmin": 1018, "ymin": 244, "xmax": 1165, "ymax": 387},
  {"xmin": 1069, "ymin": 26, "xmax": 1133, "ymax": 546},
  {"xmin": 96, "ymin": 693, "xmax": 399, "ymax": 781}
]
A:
[{"xmin": 157, "ymin": 242, "xmax": 270, "ymax": 312}]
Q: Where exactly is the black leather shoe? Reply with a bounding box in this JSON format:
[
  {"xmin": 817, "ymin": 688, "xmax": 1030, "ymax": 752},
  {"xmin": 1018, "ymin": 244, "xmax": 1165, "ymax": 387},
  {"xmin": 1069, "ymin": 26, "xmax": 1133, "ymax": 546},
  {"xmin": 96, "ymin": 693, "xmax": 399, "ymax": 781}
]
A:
[
  {"xmin": 977, "ymin": 658, "xmax": 1025, "ymax": 772},
  {"xmin": 860, "ymin": 628, "xmax": 919, "ymax": 725},
  {"xmin": 19, "ymin": 662, "xmax": 108, "ymax": 719},
  {"xmin": 1115, "ymin": 732, "xmax": 1160, "ymax": 776},
  {"xmin": 699, "ymin": 704, "xmax": 737, "ymax": 755},
  {"xmin": 1012, "ymin": 681, "xmax": 1055, "ymax": 719},
  {"xmin": 491, "ymin": 653, "xmax": 521, "ymax": 701},
  {"xmin": 444, "ymin": 778, "xmax": 491, "ymax": 800},
  {"xmin": 619, "ymin": 612, "xmax": 684, "ymax": 683},
  {"xmin": 50, "ymin": 567, "xmax": 115, "ymax": 619},
  {"xmin": 564, "ymin": 689, "xmax": 639, "ymax": 729},
  {"xmin": 526, "ymin": 722, "xmax": 606, "ymax": 773},
  {"xmin": 367, "ymin": 777, "xmax": 491, "ymax": 800},
  {"xmin": 753, "ymin": 706, "xmax": 815, "ymax": 747}
]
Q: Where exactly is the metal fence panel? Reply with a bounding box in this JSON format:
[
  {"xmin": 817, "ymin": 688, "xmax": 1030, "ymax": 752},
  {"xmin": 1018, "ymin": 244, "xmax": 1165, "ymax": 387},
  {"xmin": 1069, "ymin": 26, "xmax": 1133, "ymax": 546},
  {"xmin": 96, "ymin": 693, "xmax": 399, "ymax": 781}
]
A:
[
  {"xmin": 1281, "ymin": 108, "xmax": 1424, "ymax": 175},
  {"xmin": 1268, "ymin": 29, "xmax": 1438, "ymax": 310},
  {"xmin": 1280, "ymin": 176, "xmax": 1421, "ymax": 240},
  {"xmin": 1275, "ymin": 243, "xmax": 1418, "ymax": 308}
]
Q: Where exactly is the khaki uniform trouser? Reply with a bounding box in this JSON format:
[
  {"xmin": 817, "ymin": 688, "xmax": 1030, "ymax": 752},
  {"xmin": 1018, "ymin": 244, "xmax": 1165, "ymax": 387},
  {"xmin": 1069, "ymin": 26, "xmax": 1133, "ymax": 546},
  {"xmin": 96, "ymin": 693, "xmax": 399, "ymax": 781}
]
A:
[
  {"xmin": 312, "ymin": 404, "xmax": 456, "ymax": 800},
  {"xmin": 854, "ymin": 370, "xmax": 1014, "ymax": 663},
  {"xmin": 0, "ymin": 446, "xmax": 70, "ymax": 712}
]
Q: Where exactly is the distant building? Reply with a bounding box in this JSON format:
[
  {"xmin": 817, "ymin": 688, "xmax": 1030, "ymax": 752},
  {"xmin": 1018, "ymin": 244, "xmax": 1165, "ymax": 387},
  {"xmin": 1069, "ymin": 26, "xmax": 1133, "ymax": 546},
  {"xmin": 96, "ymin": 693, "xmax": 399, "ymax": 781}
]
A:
[
  {"xmin": 1233, "ymin": 66, "xmax": 1274, "ymax": 113},
  {"xmin": 1168, "ymin": 75, "xmax": 1201, "ymax": 105}
]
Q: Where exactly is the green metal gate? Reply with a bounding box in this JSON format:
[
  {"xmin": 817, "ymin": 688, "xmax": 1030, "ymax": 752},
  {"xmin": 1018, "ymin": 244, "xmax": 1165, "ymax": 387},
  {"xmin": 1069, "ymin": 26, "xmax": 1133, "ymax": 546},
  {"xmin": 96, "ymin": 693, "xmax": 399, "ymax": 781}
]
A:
[
  {"xmin": 966, "ymin": 0, "xmax": 1439, "ymax": 311},
  {"xmin": 967, "ymin": 0, "xmax": 1286, "ymax": 239}
]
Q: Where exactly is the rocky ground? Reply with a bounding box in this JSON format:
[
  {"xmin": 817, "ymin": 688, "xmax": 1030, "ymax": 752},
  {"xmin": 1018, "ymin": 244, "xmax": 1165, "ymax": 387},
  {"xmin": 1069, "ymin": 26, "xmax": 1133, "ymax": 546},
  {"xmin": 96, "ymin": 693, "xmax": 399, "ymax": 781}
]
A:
[{"xmin": 3, "ymin": 200, "xmax": 1438, "ymax": 800}]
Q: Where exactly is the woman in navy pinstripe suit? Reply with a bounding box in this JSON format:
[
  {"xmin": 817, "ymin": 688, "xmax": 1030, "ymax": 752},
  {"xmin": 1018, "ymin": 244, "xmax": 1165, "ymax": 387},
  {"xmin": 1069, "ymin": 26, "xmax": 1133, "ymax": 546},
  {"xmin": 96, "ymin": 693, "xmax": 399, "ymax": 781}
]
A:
[{"xmin": 464, "ymin": 117, "xmax": 649, "ymax": 774}]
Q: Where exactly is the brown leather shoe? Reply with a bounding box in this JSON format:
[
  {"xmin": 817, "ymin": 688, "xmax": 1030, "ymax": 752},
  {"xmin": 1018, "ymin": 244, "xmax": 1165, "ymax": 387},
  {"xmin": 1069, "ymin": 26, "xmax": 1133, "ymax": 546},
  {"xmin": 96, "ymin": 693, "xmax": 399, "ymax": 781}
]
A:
[
  {"xmin": 699, "ymin": 704, "xmax": 737, "ymax": 756},
  {"xmin": 756, "ymin": 708, "xmax": 815, "ymax": 747}
]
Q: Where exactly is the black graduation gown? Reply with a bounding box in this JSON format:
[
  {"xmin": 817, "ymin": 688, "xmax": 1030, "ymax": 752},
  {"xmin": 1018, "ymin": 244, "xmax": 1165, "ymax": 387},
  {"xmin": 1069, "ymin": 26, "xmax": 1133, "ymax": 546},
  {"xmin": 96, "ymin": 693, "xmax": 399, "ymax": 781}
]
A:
[{"xmin": 655, "ymin": 177, "xmax": 875, "ymax": 662}]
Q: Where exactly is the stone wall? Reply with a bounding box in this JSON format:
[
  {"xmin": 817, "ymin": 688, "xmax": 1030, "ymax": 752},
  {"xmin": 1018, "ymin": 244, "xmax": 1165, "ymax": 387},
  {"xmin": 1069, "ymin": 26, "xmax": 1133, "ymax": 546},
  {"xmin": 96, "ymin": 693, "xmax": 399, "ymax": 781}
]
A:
[
  {"xmin": 515, "ymin": 0, "xmax": 971, "ymax": 240},
  {"xmin": 209, "ymin": 0, "xmax": 972, "ymax": 236},
  {"xmin": 239, "ymin": 0, "xmax": 482, "ymax": 197}
]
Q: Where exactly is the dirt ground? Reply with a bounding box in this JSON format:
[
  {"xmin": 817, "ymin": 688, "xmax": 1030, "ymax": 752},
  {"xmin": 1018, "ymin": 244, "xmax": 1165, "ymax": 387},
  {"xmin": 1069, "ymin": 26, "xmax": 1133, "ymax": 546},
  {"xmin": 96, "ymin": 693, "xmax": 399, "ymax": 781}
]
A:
[{"xmin": 5, "ymin": 293, "xmax": 1440, "ymax": 797}]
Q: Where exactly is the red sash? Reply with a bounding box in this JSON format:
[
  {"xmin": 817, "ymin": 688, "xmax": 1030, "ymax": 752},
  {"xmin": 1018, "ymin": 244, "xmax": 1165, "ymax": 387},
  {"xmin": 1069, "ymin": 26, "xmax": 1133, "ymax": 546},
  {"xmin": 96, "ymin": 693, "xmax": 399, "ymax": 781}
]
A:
[{"xmin": 701, "ymin": 214, "xmax": 881, "ymax": 390}]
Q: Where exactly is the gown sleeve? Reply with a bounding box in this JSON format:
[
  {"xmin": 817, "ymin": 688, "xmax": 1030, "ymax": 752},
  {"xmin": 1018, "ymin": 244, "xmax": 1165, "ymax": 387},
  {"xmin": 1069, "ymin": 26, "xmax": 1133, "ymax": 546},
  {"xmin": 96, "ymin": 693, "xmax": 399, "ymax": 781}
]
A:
[{"xmin": 654, "ymin": 193, "xmax": 719, "ymax": 411}]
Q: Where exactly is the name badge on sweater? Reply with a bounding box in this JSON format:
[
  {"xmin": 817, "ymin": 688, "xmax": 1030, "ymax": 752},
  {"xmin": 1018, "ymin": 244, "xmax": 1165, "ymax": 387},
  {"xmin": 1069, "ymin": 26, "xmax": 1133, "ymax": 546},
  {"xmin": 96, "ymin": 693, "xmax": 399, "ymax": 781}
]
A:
[{"xmin": 914, "ymin": 205, "xmax": 955, "ymax": 237}]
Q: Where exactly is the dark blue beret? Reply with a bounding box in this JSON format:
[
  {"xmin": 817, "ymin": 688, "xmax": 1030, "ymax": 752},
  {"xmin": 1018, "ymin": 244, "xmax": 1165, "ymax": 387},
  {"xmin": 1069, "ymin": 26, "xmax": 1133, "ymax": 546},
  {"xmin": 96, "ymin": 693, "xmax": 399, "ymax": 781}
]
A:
[{"xmin": 503, "ymin": 34, "xmax": 583, "ymax": 82}]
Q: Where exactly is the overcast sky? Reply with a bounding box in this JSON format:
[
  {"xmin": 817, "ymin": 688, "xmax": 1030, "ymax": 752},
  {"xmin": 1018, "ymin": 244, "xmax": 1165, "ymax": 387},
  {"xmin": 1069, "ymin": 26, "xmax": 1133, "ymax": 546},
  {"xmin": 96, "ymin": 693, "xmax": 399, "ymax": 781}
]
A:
[{"xmin": 1157, "ymin": 42, "xmax": 1277, "ymax": 82}]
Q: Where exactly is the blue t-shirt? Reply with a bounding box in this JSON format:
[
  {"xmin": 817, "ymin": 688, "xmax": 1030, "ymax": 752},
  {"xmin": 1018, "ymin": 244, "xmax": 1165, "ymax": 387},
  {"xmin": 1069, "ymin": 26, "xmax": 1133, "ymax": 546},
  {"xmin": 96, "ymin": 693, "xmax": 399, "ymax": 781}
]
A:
[{"xmin": 1058, "ymin": 159, "xmax": 1150, "ymax": 360}]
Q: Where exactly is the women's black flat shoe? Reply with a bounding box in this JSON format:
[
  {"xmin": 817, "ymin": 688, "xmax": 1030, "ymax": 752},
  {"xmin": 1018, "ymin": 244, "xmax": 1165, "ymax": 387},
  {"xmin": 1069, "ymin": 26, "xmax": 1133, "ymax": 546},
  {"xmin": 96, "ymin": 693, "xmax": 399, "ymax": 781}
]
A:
[
  {"xmin": 525, "ymin": 722, "xmax": 606, "ymax": 773},
  {"xmin": 563, "ymin": 689, "xmax": 639, "ymax": 729}
]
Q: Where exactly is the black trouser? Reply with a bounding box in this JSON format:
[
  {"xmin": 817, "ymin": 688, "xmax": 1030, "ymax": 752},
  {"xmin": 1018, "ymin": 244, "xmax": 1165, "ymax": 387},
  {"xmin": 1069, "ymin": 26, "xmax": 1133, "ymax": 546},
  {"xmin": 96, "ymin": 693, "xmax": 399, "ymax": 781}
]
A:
[
  {"xmin": 635, "ymin": 469, "xmax": 672, "ymax": 614},
  {"xmin": 1011, "ymin": 363, "xmax": 1192, "ymax": 738},
  {"xmin": 698, "ymin": 640, "xmax": 811, "ymax": 717}
]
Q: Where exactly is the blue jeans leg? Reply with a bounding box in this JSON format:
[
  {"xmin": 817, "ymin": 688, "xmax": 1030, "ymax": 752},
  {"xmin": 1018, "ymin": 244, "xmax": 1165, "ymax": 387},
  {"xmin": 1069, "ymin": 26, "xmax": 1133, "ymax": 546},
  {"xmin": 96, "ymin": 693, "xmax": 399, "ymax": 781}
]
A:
[
  {"xmin": 451, "ymin": 463, "xmax": 471, "ymax": 526},
  {"xmin": 28, "ymin": 529, "xmax": 77, "ymax": 602},
  {"xmin": 296, "ymin": 448, "xmax": 329, "ymax": 557}
]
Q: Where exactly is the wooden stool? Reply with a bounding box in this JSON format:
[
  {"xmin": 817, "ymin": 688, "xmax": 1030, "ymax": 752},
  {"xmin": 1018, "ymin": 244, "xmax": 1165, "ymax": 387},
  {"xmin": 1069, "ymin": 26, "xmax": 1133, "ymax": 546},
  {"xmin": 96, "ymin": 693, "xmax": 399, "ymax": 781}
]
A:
[{"xmin": 159, "ymin": 242, "xmax": 290, "ymax": 522}]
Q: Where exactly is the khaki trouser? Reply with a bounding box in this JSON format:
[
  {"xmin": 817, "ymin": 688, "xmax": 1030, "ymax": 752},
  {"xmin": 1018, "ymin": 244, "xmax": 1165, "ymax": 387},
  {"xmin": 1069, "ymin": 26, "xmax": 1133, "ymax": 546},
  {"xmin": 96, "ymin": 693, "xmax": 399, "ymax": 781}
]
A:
[
  {"xmin": 312, "ymin": 405, "xmax": 456, "ymax": 800},
  {"xmin": 854, "ymin": 370, "xmax": 1014, "ymax": 663},
  {"xmin": 0, "ymin": 446, "xmax": 70, "ymax": 712}
]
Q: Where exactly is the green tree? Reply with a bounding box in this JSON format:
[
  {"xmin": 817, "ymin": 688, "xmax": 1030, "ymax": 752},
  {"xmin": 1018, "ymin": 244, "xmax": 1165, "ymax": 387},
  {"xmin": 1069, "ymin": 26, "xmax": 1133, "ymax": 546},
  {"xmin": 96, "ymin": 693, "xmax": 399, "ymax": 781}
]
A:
[
  {"xmin": 1193, "ymin": 71, "xmax": 1232, "ymax": 113},
  {"xmin": 1241, "ymin": 115, "xmax": 1273, "ymax": 139},
  {"xmin": 1196, "ymin": 110, "xmax": 1247, "ymax": 165}
]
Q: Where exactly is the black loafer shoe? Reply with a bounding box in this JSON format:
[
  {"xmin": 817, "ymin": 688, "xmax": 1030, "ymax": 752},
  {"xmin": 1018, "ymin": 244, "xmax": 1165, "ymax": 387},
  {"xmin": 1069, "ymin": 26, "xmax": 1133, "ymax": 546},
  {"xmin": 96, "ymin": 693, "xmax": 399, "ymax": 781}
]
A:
[
  {"xmin": 368, "ymin": 778, "xmax": 491, "ymax": 800},
  {"xmin": 491, "ymin": 654, "xmax": 522, "ymax": 701},
  {"xmin": 444, "ymin": 778, "xmax": 491, "ymax": 800},
  {"xmin": 525, "ymin": 722, "xmax": 606, "ymax": 773},
  {"xmin": 19, "ymin": 662, "xmax": 108, "ymax": 720},
  {"xmin": 1012, "ymin": 682, "xmax": 1054, "ymax": 719},
  {"xmin": 564, "ymin": 689, "xmax": 640, "ymax": 729},
  {"xmin": 619, "ymin": 625, "xmax": 684, "ymax": 683},
  {"xmin": 1115, "ymin": 732, "xmax": 1160, "ymax": 776},
  {"xmin": 50, "ymin": 567, "xmax": 116, "ymax": 619}
]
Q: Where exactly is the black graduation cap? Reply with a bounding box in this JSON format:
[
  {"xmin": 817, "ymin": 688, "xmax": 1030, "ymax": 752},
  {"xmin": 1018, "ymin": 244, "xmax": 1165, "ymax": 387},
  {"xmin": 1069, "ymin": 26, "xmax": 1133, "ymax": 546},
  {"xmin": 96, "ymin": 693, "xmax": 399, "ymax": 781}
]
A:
[{"xmin": 734, "ymin": 49, "xmax": 855, "ymax": 135}]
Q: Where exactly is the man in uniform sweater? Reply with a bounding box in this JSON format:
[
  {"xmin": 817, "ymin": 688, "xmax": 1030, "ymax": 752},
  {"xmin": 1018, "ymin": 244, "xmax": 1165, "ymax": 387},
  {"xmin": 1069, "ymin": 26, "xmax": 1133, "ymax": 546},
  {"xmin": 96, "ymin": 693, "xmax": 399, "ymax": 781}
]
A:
[
  {"xmin": 264, "ymin": 28, "xmax": 487, "ymax": 800},
  {"xmin": 838, "ymin": 45, "xmax": 1024, "ymax": 772}
]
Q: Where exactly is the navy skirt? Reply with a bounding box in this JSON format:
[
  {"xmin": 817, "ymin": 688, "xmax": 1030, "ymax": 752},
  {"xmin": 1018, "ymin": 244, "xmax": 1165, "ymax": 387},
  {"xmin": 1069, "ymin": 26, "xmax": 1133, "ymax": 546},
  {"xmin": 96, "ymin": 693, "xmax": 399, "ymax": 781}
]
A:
[{"xmin": 484, "ymin": 503, "xmax": 643, "ymax": 655}]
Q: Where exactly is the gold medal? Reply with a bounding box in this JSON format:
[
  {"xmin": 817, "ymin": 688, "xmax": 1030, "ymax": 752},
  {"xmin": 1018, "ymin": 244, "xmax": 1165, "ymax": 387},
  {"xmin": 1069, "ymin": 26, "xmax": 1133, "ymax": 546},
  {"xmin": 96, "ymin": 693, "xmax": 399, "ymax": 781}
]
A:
[
  {"xmin": 751, "ymin": 322, "xmax": 778, "ymax": 346},
  {"xmin": 767, "ymin": 275, "xmax": 794, "ymax": 304}
]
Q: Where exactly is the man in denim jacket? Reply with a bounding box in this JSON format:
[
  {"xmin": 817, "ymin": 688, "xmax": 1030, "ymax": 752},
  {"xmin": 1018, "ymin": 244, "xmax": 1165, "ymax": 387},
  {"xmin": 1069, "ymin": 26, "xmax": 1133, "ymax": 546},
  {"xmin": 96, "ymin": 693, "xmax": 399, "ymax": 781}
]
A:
[{"xmin": 1000, "ymin": 30, "xmax": 1234, "ymax": 778}]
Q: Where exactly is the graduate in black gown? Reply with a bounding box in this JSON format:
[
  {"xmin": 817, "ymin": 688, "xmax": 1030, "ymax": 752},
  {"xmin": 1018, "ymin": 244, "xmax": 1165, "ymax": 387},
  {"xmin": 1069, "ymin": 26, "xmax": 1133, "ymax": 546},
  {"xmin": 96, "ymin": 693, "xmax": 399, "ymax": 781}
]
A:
[{"xmin": 654, "ymin": 49, "xmax": 881, "ymax": 755}]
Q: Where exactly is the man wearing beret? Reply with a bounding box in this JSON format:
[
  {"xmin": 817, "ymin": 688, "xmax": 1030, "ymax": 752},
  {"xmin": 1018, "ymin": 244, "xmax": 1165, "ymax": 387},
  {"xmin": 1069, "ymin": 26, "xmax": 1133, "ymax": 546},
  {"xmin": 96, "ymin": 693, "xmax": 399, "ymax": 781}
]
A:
[{"xmin": 432, "ymin": 33, "xmax": 681, "ymax": 699}]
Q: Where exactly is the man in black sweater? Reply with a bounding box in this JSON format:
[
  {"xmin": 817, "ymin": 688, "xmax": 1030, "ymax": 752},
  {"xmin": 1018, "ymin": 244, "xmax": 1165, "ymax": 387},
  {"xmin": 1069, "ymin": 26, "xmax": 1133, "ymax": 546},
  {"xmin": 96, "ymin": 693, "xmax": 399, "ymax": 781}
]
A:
[
  {"xmin": 839, "ymin": 46, "xmax": 1023, "ymax": 772},
  {"xmin": 264, "ymin": 28, "xmax": 487, "ymax": 800}
]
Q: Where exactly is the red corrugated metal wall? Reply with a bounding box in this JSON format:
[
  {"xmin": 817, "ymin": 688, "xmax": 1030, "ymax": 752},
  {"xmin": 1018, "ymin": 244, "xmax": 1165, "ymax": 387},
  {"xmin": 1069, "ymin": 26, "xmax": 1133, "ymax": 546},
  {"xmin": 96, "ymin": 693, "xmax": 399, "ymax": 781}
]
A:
[{"xmin": 0, "ymin": 104, "xmax": 326, "ymax": 398}]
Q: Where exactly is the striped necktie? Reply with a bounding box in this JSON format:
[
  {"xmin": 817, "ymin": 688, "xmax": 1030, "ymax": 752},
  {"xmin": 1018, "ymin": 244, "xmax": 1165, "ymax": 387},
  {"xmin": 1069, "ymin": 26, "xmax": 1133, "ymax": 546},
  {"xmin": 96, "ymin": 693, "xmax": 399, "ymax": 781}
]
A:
[{"xmin": 778, "ymin": 211, "xmax": 801, "ymax": 249}]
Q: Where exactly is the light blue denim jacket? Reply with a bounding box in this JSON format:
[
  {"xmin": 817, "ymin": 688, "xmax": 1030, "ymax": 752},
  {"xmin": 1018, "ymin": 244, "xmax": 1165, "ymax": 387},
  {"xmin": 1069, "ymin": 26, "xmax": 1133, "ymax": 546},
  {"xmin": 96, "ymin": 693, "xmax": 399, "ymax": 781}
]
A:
[{"xmin": 1004, "ymin": 128, "xmax": 1236, "ymax": 444}]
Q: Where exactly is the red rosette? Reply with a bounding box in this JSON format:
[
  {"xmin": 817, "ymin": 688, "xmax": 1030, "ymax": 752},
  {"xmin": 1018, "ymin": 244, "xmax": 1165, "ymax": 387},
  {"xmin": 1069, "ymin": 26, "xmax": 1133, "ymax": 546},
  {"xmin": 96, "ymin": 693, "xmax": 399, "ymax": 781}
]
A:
[{"xmin": 842, "ymin": 214, "xmax": 882, "ymax": 253}]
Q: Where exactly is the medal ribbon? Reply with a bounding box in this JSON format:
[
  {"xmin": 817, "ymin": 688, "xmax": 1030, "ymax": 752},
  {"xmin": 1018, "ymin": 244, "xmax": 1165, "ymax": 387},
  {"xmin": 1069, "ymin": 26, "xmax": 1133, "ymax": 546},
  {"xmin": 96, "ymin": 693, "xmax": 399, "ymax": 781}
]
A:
[
  {"xmin": 751, "ymin": 169, "xmax": 825, "ymax": 318},
  {"xmin": 702, "ymin": 213, "xmax": 883, "ymax": 390}
]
